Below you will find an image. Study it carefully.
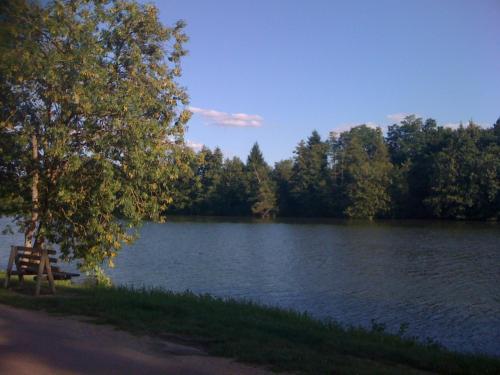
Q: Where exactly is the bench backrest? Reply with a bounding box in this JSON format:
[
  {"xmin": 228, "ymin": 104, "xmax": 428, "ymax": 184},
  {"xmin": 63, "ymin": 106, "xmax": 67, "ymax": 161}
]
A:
[{"xmin": 14, "ymin": 246, "xmax": 59, "ymax": 273}]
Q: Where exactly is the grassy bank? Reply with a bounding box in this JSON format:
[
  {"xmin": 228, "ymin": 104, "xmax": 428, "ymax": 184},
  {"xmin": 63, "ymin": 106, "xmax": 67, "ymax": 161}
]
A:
[{"xmin": 0, "ymin": 274, "xmax": 498, "ymax": 374}]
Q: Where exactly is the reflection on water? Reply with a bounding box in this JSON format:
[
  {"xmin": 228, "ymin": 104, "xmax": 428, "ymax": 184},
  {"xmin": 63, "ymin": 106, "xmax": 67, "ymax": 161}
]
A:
[{"xmin": 1, "ymin": 216, "xmax": 499, "ymax": 356}]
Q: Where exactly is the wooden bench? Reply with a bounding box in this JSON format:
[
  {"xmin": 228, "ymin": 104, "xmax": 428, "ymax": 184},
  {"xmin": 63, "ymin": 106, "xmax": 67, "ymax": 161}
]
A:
[{"xmin": 4, "ymin": 246, "xmax": 79, "ymax": 296}]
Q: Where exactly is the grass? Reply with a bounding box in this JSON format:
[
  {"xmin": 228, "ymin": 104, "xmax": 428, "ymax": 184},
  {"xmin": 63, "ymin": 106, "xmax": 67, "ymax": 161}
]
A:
[{"xmin": 0, "ymin": 273, "xmax": 499, "ymax": 374}]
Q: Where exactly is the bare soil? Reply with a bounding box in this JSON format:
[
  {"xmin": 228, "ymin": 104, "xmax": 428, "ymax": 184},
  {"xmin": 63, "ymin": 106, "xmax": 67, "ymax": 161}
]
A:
[{"xmin": 0, "ymin": 304, "xmax": 273, "ymax": 375}]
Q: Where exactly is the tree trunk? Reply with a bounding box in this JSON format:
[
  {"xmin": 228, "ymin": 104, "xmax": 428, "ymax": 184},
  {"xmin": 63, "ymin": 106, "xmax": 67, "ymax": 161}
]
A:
[{"xmin": 25, "ymin": 131, "xmax": 39, "ymax": 248}]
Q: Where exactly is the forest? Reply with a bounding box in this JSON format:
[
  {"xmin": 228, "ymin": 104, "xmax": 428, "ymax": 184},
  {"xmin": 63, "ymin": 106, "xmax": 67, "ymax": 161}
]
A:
[{"xmin": 171, "ymin": 115, "xmax": 500, "ymax": 220}]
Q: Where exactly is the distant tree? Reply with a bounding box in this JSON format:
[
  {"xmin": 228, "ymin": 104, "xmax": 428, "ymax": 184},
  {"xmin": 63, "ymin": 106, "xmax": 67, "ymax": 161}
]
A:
[
  {"xmin": 386, "ymin": 116, "xmax": 452, "ymax": 217},
  {"xmin": 289, "ymin": 131, "xmax": 331, "ymax": 216},
  {"xmin": 245, "ymin": 143, "xmax": 277, "ymax": 218},
  {"xmin": 425, "ymin": 122, "xmax": 499, "ymax": 219},
  {"xmin": 387, "ymin": 115, "xmax": 425, "ymax": 165},
  {"xmin": 495, "ymin": 117, "xmax": 500, "ymax": 137},
  {"xmin": 168, "ymin": 147, "xmax": 203, "ymax": 214},
  {"xmin": 218, "ymin": 157, "xmax": 248, "ymax": 215},
  {"xmin": 477, "ymin": 126, "xmax": 500, "ymax": 219},
  {"xmin": 272, "ymin": 159, "xmax": 294, "ymax": 216},
  {"xmin": 196, "ymin": 147, "xmax": 224, "ymax": 214},
  {"xmin": 0, "ymin": 0, "xmax": 190, "ymax": 278},
  {"xmin": 173, "ymin": 121, "xmax": 498, "ymax": 221},
  {"xmin": 251, "ymin": 178, "xmax": 278, "ymax": 218},
  {"xmin": 332, "ymin": 126, "xmax": 392, "ymax": 219},
  {"xmin": 387, "ymin": 116, "xmax": 424, "ymax": 217}
]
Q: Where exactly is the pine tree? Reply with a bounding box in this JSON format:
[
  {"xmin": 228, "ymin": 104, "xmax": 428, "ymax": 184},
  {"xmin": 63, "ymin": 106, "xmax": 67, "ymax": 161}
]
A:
[
  {"xmin": 272, "ymin": 159, "xmax": 294, "ymax": 216},
  {"xmin": 245, "ymin": 143, "xmax": 277, "ymax": 218},
  {"xmin": 289, "ymin": 131, "xmax": 331, "ymax": 216}
]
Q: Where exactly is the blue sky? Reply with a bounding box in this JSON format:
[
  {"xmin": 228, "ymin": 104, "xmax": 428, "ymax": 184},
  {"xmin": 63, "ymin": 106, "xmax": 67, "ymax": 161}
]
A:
[{"xmin": 153, "ymin": 0, "xmax": 500, "ymax": 163}]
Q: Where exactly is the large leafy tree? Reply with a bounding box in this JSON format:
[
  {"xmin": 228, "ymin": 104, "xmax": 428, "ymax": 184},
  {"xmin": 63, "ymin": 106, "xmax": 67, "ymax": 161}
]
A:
[{"xmin": 0, "ymin": 0, "xmax": 190, "ymax": 274}]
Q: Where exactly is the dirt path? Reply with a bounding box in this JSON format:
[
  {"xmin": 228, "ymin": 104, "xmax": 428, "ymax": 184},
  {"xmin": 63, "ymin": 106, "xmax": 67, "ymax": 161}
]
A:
[{"xmin": 0, "ymin": 304, "xmax": 273, "ymax": 375}]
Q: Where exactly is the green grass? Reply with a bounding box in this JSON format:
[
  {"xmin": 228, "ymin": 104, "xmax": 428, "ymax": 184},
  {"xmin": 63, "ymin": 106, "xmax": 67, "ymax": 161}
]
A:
[{"xmin": 0, "ymin": 273, "xmax": 499, "ymax": 374}]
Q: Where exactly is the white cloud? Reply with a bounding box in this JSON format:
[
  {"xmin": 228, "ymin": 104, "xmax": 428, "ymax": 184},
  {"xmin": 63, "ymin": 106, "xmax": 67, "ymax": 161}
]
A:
[
  {"xmin": 387, "ymin": 113, "xmax": 413, "ymax": 123},
  {"xmin": 186, "ymin": 140, "xmax": 204, "ymax": 152},
  {"xmin": 189, "ymin": 106, "xmax": 263, "ymax": 128}
]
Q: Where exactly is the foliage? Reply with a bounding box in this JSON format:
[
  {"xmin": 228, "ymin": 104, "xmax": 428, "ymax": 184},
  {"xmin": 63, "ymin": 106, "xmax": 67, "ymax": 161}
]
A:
[
  {"xmin": 170, "ymin": 142, "xmax": 278, "ymax": 218},
  {"xmin": 218, "ymin": 156, "xmax": 248, "ymax": 215},
  {"xmin": 331, "ymin": 126, "xmax": 392, "ymax": 219},
  {"xmin": 425, "ymin": 123, "xmax": 500, "ymax": 219},
  {"xmin": 170, "ymin": 118, "xmax": 499, "ymax": 221},
  {"xmin": 246, "ymin": 143, "xmax": 277, "ymax": 218},
  {"xmin": 272, "ymin": 159, "xmax": 294, "ymax": 216},
  {"xmin": 289, "ymin": 131, "xmax": 331, "ymax": 216},
  {"xmin": 0, "ymin": 0, "xmax": 190, "ymax": 272}
]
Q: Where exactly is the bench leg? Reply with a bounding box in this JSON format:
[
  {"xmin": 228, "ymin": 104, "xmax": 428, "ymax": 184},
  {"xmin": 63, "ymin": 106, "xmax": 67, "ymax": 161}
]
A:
[
  {"xmin": 35, "ymin": 252, "xmax": 45, "ymax": 297},
  {"xmin": 44, "ymin": 253, "xmax": 56, "ymax": 294},
  {"xmin": 4, "ymin": 246, "xmax": 17, "ymax": 288},
  {"xmin": 14, "ymin": 254, "xmax": 24, "ymax": 286}
]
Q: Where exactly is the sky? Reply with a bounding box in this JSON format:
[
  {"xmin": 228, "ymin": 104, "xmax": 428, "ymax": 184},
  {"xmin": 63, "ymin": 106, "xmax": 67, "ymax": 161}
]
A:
[{"xmin": 151, "ymin": 0, "xmax": 500, "ymax": 163}]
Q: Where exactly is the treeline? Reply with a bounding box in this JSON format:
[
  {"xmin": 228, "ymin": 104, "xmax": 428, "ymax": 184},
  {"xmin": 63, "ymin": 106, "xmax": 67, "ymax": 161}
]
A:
[{"xmin": 170, "ymin": 116, "xmax": 500, "ymax": 220}]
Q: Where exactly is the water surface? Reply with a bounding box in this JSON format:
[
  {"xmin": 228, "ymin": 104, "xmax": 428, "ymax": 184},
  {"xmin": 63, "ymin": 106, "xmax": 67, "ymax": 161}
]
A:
[{"xmin": 1, "ymin": 217, "xmax": 499, "ymax": 356}]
